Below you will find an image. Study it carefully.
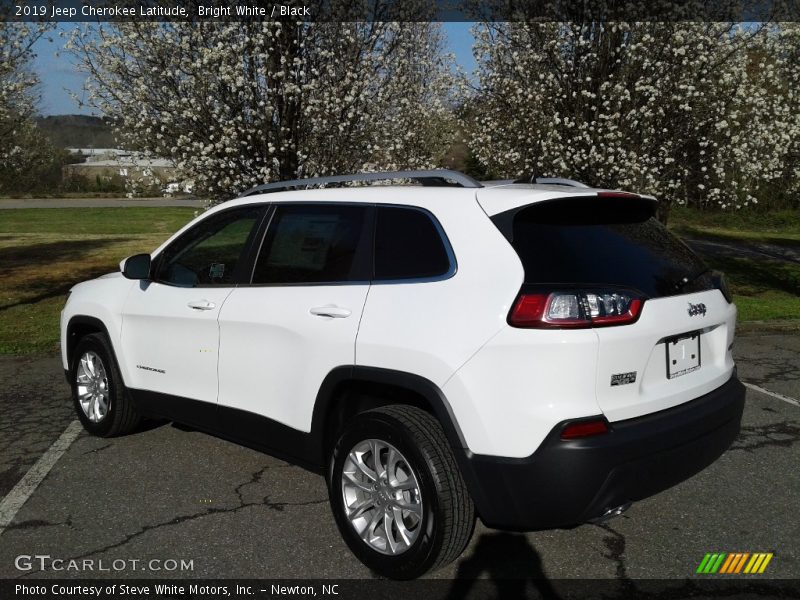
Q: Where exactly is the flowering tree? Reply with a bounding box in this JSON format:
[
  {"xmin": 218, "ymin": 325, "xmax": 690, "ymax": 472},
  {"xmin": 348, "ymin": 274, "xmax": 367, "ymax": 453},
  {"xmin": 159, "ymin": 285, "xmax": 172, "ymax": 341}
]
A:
[
  {"xmin": 69, "ymin": 7, "xmax": 456, "ymax": 201},
  {"xmin": 774, "ymin": 24, "xmax": 800, "ymax": 204},
  {"xmin": 0, "ymin": 19, "xmax": 54, "ymax": 182},
  {"xmin": 463, "ymin": 22, "xmax": 800, "ymax": 220}
]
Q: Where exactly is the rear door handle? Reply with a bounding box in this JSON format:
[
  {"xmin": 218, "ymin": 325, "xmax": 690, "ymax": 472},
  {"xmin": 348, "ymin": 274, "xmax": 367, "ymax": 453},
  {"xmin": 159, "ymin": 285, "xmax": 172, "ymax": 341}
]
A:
[
  {"xmin": 310, "ymin": 305, "xmax": 352, "ymax": 318},
  {"xmin": 187, "ymin": 300, "xmax": 216, "ymax": 311}
]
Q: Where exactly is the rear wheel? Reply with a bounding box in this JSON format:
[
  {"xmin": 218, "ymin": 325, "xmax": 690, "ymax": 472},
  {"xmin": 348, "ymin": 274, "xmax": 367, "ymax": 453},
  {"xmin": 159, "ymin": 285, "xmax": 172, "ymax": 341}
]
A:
[
  {"xmin": 328, "ymin": 404, "xmax": 475, "ymax": 579},
  {"xmin": 70, "ymin": 333, "xmax": 140, "ymax": 437}
]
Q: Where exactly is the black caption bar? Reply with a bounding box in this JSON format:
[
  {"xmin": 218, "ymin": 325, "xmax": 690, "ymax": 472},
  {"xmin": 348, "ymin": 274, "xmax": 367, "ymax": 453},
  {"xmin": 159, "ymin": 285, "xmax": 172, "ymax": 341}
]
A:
[
  {"xmin": 2, "ymin": 0, "xmax": 800, "ymax": 22},
  {"xmin": 3, "ymin": 579, "xmax": 800, "ymax": 600}
]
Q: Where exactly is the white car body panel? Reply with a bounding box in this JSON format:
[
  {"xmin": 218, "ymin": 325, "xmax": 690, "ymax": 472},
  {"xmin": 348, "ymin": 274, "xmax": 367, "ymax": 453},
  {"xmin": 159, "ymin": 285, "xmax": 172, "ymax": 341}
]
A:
[
  {"xmin": 442, "ymin": 327, "xmax": 601, "ymax": 458},
  {"xmin": 217, "ymin": 284, "xmax": 370, "ymax": 431},
  {"xmin": 593, "ymin": 288, "xmax": 736, "ymax": 422},
  {"xmin": 119, "ymin": 282, "xmax": 235, "ymax": 404},
  {"xmin": 60, "ymin": 274, "xmax": 134, "ymax": 377},
  {"xmin": 355, "ymin": 195, "xmax": 523, "ymax": 388}
]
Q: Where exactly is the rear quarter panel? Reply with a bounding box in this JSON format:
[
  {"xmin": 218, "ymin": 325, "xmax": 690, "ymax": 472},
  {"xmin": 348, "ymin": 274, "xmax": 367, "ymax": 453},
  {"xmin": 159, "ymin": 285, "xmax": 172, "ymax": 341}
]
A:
[
  {"xmin": 355, "ymin": 197, "xmax": 526, "ymax": 451},
  {"xmin": 443, "ymin": 326, "xmax": 601, "ymax": 457}
]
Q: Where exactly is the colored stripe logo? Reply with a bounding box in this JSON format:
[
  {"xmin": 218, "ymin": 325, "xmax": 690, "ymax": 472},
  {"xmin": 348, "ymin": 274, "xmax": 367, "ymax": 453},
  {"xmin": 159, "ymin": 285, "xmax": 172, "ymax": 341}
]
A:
[{"xmin": 697, "ymin": 552, "xmax": 773, "ymax": 574}]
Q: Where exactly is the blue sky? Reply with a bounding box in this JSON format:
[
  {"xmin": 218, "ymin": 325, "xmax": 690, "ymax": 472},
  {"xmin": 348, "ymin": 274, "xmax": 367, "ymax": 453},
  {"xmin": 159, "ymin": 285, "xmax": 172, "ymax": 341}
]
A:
[{"xmin": 32, "ymin": 22, "xmax": 477, "ymax": 116}]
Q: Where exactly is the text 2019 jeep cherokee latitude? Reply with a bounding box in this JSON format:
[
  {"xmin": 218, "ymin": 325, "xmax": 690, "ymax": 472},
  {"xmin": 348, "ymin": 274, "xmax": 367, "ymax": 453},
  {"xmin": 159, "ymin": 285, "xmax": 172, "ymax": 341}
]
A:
[{"xmin": 61, "ymin": 169, "xmax": 745, "ymax": 579}]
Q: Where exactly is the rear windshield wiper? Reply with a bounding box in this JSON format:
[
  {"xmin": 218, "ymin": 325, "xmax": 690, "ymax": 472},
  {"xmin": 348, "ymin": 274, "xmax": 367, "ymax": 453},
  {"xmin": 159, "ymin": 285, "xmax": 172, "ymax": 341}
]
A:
[{"xmin": 673, "ymin": 268, "xmax": 712, "ymax": 293}]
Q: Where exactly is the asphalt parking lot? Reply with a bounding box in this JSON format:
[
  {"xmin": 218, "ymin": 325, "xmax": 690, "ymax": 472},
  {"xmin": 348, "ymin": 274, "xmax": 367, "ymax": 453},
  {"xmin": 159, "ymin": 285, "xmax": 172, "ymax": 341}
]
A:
[{"xmin": 0, "ymin": 332, "xmax": 797, "ymax": 583}]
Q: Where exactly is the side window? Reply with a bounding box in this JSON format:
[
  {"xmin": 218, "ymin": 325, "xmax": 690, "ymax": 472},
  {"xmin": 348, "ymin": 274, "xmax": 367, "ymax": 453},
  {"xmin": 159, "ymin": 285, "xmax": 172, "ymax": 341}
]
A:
[
  {"xmin": 374, "ymin": 206, "xmax": 451, "ymax": 280},
  {"xmin": 252, "ymin": 204, "xmax": 370, "ymax": 284},
  {"xmin": 155, "ymin": 206, "xmax": 263, "ymax": 287}
]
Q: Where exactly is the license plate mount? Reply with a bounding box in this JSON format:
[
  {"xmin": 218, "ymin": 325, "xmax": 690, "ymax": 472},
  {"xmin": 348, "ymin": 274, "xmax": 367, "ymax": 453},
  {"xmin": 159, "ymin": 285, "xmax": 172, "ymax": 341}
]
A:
[{"xmin": 666, "ymin": 333, "xmax": 701, "ymax": 379}]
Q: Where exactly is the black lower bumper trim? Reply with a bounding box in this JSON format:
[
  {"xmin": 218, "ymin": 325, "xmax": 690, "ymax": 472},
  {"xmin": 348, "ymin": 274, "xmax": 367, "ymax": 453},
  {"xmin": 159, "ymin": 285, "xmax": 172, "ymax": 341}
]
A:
[{"xmin": 464, "ymin": 375, "xmax": 746, "ymax": 531}]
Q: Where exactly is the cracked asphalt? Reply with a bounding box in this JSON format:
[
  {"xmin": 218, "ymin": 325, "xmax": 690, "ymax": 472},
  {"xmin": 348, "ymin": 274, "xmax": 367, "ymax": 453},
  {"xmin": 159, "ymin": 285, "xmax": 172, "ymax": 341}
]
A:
[{"xmin": 0, "ymin": 332, "xmax": 797, "ymax": 581}]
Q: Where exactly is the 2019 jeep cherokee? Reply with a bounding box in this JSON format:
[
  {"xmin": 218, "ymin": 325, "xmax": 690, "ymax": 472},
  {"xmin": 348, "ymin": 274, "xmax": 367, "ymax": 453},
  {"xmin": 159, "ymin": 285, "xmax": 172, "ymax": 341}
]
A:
[{"xmin": 61, "ymin": 169, "xmax": 745, "ymax": 579}]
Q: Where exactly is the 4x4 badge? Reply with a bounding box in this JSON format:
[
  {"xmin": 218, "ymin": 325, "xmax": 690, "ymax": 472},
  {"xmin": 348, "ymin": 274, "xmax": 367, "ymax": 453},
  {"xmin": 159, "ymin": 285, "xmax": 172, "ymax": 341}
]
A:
[
  {"xmin": 610, "ymin": 372, "xmax": 637, "ymax": 386},
  {"xmin": 688, "ymin": 302, "xmax": 707, "ymax": 317}
]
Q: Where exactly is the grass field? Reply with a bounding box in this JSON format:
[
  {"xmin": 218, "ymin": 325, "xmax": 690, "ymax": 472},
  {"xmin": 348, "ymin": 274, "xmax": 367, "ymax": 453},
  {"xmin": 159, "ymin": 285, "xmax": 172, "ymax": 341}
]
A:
[
  {"xmin": 670, "ymin": 206, "xmax": 800, "ymax": 244},
  {"xmin": 0, "ymin": 205, "xmax": 798, "ymax": 355},
  {"xmin": 0, "ymin": 208, "xmax": 196, "ymax": 354},
  {"xmin": 668, "ymin": 206, "xmax": 800, "ymax": 324}
]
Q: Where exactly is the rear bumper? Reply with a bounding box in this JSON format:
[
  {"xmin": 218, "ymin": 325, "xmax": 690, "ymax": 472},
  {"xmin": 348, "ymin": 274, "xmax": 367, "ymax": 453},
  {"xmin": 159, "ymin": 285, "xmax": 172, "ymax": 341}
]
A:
[{"xmin": 463, "ymin": 375, "xmax": 745, "ymax": 530}]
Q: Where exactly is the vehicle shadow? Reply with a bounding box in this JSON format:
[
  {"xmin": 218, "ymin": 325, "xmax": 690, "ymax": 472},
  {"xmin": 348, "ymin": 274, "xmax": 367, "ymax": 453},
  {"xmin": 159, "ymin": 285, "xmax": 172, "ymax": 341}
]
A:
[
  {"xmin": 0, "ymin": 239, "xmax": 122, "ymax": 275},
  {"xmin": 445, "ymin": 532, "xmax": 562, "ymax": 600},
  {"xmin": 0, "ymin": 239, "xmax": 129, "ymax": 312}
]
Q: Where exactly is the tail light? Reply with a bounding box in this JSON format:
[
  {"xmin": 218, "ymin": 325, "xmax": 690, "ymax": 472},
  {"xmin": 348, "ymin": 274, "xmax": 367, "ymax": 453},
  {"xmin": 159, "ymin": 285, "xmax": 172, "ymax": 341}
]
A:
[
  {"xmin": 509, "ymin": 290, "xmax": 643, "ymax": 328},
  {"xmin": 560, "ymin": 418, "xmax": 610, "ymax": 440}
]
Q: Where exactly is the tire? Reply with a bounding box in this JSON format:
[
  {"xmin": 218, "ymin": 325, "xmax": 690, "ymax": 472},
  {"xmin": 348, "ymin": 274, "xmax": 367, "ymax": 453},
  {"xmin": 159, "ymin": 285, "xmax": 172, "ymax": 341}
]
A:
[
  {"xmin": 328, "ymin": 404, "xmax": 475, "ymax": 579},
  {"xmin": 70, "ymin": 333, "xmax": 141, "ymax": 437}
]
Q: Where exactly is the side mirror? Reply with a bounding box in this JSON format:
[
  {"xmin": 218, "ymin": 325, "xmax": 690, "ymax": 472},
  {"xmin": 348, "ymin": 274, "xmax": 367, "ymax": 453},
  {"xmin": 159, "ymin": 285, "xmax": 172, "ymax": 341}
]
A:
[{"xmin": 121, "ymin": 254, "xmax": 152, "ymax": 280}]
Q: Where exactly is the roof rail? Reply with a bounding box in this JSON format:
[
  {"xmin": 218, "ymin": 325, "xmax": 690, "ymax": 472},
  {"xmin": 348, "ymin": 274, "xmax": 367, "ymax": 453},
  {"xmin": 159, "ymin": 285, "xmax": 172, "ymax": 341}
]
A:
[
  {"xmin": 238, "ymin": 169, "xmax": 482, "ymax": 197},
  {"xmin": 513, "ymin": 175, "xmax": 590, "ymax": 188}
]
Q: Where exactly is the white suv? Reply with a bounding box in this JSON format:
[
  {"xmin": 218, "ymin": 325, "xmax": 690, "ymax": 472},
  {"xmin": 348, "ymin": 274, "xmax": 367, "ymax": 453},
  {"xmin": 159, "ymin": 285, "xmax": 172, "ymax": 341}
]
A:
[{"xmin": 61, "ymin": 169, "xmax": 745, "ymax": 579}]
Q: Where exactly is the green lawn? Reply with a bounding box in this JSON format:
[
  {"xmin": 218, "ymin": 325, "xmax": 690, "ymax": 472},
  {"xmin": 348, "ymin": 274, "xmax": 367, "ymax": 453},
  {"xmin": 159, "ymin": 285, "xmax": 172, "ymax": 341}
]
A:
[
  {"xmin": 669, "ymin": 206, "xmax": 800, "ymax": 244},
  {"xmin": 704, "ymin": 256, "xmax": 800, "ymax": 323},
  {"xmin": 0, "ymin": 207, "xmax": 195, "ymax": 235},
  {"xmin": 0, "ymin": 207, "xmax": 195, "ymax": 354},
  {"xmin": 667, "ymin": 206, "xmax": 800, "ymax": 324},
  {"xmin": 0, "ymin": 205, "xmax": 797, "ymax": 355}
]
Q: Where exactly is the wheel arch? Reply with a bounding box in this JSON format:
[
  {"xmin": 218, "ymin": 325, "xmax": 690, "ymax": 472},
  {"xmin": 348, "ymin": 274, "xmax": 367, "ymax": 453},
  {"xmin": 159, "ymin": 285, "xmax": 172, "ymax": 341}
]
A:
[
  {"xmin": 311, "ymin": 367, "xmax": 468, "ymax": 458},
  {"xmin": 311, "ymin": 366, "xmax": 490, "ymax": 521},
  {"xmin": 65, "ymin": 316, "xmax": 118, "ymax": 380}
]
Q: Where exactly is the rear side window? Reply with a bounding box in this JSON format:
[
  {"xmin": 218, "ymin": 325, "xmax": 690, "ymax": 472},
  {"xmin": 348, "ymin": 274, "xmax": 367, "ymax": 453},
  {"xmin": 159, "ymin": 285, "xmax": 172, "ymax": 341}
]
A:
[
  {"xmin": 374, "ymin": 206, "xmax": 451, "ymax": 280},
  {"xmin": 252, "ymin": 204, "xmax": 370, "ymax": 284},
  {"xmin": 497, "ymin": 197, "xmax": 707, "ymax": 298}
]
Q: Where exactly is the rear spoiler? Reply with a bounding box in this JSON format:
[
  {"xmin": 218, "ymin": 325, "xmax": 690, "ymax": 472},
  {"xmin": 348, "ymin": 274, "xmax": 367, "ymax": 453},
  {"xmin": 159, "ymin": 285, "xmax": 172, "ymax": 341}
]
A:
[{"xmin": 490, "ymin": 192, "xmax": 659, "ymax": 242}]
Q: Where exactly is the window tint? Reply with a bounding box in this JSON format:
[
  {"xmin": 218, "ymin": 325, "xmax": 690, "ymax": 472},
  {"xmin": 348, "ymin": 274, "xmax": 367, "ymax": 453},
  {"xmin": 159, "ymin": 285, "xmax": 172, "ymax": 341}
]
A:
[
  {"xmin": 155, "ymin": 207, "xmax": 262, "ymax": 287},
  {"xmin": 252, "ymin": 205, "xmax": 370, "ymax": 284},
  {"xmin": 499, "ymin": 197, "xmax": 708, "ymax": 298},
  {"xmin": 374, "ymin": 206, "xmax": 451, "ymax": 280}
]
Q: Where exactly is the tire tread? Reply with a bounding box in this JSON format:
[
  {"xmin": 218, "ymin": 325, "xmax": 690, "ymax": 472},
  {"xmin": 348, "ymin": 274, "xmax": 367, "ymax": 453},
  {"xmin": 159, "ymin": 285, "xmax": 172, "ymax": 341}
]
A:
[{"xmin": 369, "ymin": 404, "xmax": 475, "ymax": 572}]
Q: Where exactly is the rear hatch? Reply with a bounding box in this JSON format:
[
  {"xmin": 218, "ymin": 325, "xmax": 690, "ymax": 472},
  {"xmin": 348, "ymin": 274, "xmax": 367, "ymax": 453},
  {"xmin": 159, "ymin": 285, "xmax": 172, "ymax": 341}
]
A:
[{"xmin": 489, "ymin": 192, "xmax": 736, "ymax": 422}]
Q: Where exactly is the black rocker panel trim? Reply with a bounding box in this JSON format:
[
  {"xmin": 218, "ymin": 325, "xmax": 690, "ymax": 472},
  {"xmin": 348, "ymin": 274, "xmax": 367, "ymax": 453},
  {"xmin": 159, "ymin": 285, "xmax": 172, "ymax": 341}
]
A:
[
  {"xmin": 130, "ymin": 389, "xmax": 321, "ymax": 471},
  {"xmin": 128, "ymin": 367, "xmax": 480, "ymax": 485}
]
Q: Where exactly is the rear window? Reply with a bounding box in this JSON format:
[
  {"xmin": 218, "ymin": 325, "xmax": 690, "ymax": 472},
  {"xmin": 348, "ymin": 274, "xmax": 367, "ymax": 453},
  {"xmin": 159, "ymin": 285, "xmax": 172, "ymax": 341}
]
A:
[{"xmin": 495, "ymin": 197, "xmax": 708, "ymax": 298}]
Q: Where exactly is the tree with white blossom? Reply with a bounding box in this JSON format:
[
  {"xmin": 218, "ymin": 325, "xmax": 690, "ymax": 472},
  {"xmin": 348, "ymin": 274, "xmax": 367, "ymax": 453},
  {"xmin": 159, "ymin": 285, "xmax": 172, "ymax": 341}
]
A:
[
  {"xmin": 463, "ymin": 22, "xmax": 800, "ymax": 221},
  {"xmin": 772, "ymin": 24, "xmax": 800, "ymax": 203},
  {"xmin": 69, "ymin": 5, "xmax": 456, "ymax": 201},
  {"xmin": 0, "ymin": 19, "xmax": 55, "ymax": 185}
]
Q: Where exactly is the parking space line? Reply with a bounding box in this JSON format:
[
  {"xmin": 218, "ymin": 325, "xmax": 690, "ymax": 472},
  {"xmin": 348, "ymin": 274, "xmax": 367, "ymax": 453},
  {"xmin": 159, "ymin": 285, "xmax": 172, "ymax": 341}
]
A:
[
  {"xmin": 743, "ymin": 382, "xmax": 800, "ymax": 408},
  {"xmin": 0, "ymin": 420, "xmax": 83, "ymax": 536}
]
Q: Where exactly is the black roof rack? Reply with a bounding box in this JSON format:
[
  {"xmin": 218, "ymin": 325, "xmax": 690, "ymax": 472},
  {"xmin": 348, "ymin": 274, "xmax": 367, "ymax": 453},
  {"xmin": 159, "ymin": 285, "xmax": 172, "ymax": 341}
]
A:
[{"xmin": 238, "ymin": 169, "xmax": 483, "ymax": 197}]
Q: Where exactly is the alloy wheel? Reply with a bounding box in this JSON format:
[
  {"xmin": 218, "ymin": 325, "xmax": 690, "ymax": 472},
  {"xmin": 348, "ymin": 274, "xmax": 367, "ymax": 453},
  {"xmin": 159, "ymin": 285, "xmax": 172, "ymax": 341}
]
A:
[
  {"xmin": 76, "ymin": 351, "xmax": 110, "ymax": 423},
  {"xmin": 340, "ymin": 439, "xmax": 423, "ymax": 555}
]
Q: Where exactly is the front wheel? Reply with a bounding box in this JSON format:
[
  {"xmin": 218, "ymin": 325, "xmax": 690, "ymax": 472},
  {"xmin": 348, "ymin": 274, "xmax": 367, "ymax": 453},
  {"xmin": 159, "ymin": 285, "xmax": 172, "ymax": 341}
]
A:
[
  {"xmin": 70, "ymin": 333, "xmax": 140, "ymax": 437},
  {"xmin": 328, "ymin": 405, "xmax": 475, "ymax": 579}
]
